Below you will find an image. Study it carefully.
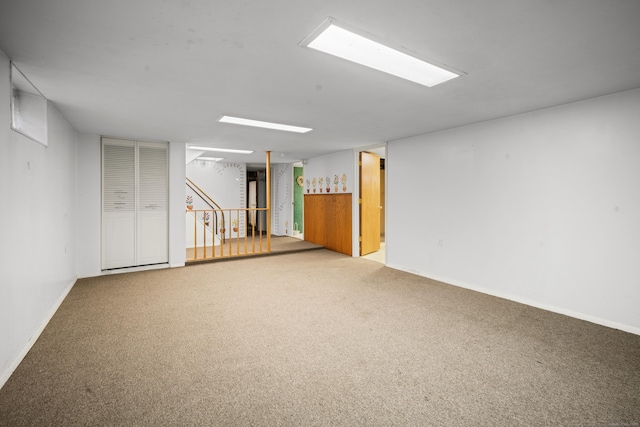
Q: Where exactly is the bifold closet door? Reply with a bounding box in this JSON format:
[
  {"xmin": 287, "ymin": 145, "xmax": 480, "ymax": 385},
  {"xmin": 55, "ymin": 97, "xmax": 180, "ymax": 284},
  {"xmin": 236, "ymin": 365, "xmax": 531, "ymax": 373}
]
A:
[
  {"xmin": 102, "ymin": 138, "xmax": 168, "ymax": 270},
  {"xmin": 137, "ymin": 142, "xmax": 168, "ymax": 265},
  {"xmin": 102, "ymin": 139, "xmax": 136, "ymax": 269}
]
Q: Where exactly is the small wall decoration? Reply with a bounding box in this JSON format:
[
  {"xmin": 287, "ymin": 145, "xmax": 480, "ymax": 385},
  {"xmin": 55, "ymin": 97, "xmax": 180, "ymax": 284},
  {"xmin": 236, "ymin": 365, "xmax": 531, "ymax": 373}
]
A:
[
  {"xmin": 333, "ymin": 175, "xmax": 339, "ymax": 193},
  {"xmin": 214, "ymin": 162, "xmax": 244, "ymax": 176},
  {"xmin": 297, "ymin": 176, "xmax": 304, "ymax": 187},
  {"xmin": 326, "ymin": 176, "xmax": 331, "ymax": 193},
  {"xmin": 341, "ymin": 173, "xmax": 347, "ymax": 192},
  {"xmin": 306, "ymin": 179, "xmax": 310, "ymax": 193},
  {"xmin": 312, "ymin": 177, "xmax": 317, "ymax": 193},
  {"xmin": 319, "ymin": 177, "xmax": 324, "ymax": 192},
  {"xmin": 186, "ymin": 195, "xmax": 193, "ymax": 210}
]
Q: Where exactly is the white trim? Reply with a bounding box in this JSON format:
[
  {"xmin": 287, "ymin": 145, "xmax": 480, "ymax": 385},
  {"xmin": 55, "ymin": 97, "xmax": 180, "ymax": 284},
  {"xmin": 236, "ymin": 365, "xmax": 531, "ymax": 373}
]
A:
[
  {"xmin": 100, "ymin": 263, "xmax": 170, "ymax": 275},
  {"xmin": 0, "ymin": 277, "xmax": 77, "ymax": 390},
  {"xmin": 77, "ymin": 262, "xmax": 181, "ymax": 279},
  {"xmin": 352, "ymin": 147, "xmax": 360, "ymax": 257},
  {"xmin": 385, "ymin": 264, "xmax": 640, "ymax": 336}
]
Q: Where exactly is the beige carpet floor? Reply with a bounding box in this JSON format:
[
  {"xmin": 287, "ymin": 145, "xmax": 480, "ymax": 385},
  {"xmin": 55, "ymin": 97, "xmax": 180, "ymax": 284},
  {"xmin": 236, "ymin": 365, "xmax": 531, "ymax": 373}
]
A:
[{"xmin": 1, "ymin": 249, "xmax": 639, "ymax": 426}]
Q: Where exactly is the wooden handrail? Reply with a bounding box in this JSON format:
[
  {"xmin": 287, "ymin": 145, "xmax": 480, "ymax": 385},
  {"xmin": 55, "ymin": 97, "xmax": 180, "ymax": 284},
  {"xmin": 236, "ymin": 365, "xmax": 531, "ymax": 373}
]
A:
[
  {"xmin": 186, "ymin": 177, "xmax": 223, "ymax": 211},
  {"xmin": 186, "ymin": 177, "xmax": 225, "ymax": 240}
]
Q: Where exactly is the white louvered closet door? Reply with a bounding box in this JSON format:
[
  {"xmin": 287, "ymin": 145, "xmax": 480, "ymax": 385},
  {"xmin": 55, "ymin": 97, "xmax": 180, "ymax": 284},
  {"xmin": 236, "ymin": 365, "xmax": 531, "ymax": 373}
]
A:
[
  {"xmin": 102, "ymin": 139, "xmax": 136, "ymax": 269},
  {"xmin": 137, "ymin": 142, "xmax": 168, "ymax": 265},
  {"xmin": 102, "ymin": 138, "xmax": 168, "ymax": 270}
]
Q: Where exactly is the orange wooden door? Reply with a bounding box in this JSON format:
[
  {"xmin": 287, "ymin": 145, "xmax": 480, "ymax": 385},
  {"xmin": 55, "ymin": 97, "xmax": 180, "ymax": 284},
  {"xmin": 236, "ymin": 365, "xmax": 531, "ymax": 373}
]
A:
[{"xmin": 360, "ymin": 151, "xmax": 381, "ymax": 256}]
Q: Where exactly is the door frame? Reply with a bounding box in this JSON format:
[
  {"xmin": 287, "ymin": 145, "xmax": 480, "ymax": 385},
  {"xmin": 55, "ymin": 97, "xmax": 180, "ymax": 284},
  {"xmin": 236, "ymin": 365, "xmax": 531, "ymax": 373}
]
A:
[
  {"xmin": 360, "ymin": 151, "xmax": 381, "ymax": 256},
  {"xmin": 352, "ymin": 143, "xmax": 387, "ymax": 261},
  {"xmin": 292, "ymin": 162, "xmax": 304, "ymax": 238}
]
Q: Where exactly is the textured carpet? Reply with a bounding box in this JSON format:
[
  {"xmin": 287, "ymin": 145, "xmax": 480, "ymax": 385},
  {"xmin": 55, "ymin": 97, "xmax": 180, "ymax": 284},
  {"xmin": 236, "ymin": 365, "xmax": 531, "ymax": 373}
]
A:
[{"xmin": 1, "ymin": 250, "xmax": 639, "ymax": 426}]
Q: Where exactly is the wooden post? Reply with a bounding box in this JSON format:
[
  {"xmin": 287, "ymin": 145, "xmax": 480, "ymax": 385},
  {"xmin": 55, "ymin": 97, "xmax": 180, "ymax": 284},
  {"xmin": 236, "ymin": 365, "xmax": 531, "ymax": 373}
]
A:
[
  {"xmin": 203, "ymin": 212, "xmax": 207, "ymax": 258},
  {"xmin": 193, "ymin": 210, "xmax": 197, "ymax": 260},
  {"xmin": 266, "ymin": 151, "xmax": 271, "ymax": 252}
]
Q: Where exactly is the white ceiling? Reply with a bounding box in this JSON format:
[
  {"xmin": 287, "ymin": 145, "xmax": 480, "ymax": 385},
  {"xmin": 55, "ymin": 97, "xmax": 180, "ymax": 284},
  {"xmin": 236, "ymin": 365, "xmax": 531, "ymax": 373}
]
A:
[{"xmin": 1, "ymin": 0, "xmax": 639, "ymax": 164}]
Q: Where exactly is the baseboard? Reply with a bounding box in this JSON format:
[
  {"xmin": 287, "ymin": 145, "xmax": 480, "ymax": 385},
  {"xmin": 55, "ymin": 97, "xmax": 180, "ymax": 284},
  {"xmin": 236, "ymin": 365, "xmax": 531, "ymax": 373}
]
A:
[
  {"xmin": 386, "ymin": 264, "xmax": 640, "ymax": 336},
  {"xmin": 100, "ymin": 263, "xmax": 169, "ymax": 275},
  {"xmin": 0, "ymin": 276, "xmax": 77, "ymax": 391}
]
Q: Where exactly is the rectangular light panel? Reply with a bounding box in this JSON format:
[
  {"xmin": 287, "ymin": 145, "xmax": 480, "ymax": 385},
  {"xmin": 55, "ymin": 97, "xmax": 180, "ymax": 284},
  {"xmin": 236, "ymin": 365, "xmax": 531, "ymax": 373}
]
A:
[
  {"xmin": 300, "ymin": 18, "xmax": 460, "ymax": 87},
  {"xmin": 218, "ymin": 115, "xmax": 312, "ymax": 133},
  {"xmin": 189, "ymin": 146, "xmax": 254, "ymax": 154}
]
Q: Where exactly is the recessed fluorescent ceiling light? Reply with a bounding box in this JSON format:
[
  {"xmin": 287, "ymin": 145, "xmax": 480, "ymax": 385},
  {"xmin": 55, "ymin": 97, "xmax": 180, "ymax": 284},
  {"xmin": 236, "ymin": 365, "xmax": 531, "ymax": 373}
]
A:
[
  {"xmin": 198, "ymin": 157, "xmax": 224, "ymax": 161},
  {"xmin": 189, "ymin": 145, "xmax": 254, "ymax": 154},
  {"xmin": 300, "ymin": 18, "xmax": 460, "ymax": 87},
  {"xmin": 218, "ymin": 115, "xmax": 312, "ymax": 133}
]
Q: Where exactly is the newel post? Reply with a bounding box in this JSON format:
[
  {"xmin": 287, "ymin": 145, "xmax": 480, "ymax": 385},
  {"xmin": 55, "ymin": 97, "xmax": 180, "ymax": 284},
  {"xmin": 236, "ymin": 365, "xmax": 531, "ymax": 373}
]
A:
[{"xmin": 266, "ymin": 151, "xmax": 271, "ymax": 252}]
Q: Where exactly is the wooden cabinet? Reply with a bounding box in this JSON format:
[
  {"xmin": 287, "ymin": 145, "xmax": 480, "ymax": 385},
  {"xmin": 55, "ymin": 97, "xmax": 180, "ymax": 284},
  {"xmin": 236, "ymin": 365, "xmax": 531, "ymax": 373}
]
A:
[{"xmin": 304, "ymin": 194, "xmax": 352, "ymax": 256}]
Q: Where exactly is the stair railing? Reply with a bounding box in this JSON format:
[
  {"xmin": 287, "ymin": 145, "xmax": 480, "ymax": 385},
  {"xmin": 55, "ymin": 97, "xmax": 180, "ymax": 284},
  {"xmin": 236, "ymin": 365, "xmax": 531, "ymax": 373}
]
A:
[
  {"xmin": 186, "ymin": 177, "xmax": 225, "ymax": 243},
  {"xmin": 186, "ymin": 178, "xmax": 271, "ymax": 262}
]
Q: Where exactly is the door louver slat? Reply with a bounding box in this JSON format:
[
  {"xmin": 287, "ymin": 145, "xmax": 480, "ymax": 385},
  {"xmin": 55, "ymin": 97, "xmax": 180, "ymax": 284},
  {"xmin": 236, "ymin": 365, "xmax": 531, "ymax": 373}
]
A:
[
  {"xmin": 139, "ymin": 146, "xmax": 168, "ymax": 211},
  {"xmin": 103, "ymin": 144, "xmax": 135, "ymax": 212}
]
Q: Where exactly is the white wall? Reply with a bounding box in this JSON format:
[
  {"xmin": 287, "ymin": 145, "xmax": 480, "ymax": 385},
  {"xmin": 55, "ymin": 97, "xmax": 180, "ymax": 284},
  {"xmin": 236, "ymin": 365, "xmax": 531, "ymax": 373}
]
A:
[
  {"xmin": 271, "ymin": 163, "xmax": 293, "ymax": 236},
  {"xmin": 186, "ymin": 161, "xmax": 246, "ymax": 210},
  {"xmin": 304, "ymin": 150, "xmax": 354, "ymax": 195},
  {"xmin": 169, "ymin": 142, "xmax": 186, "ymax": 267},
  {"xmin": 0, "ymin": 52, "xmax": 79, "ymax": 387},
  {"xmin": 387, "ymin": 88, "xmax": 640, "ymax": 334},
  {"xmin": 76, "ymin": 133, "xmax": 101, "ymax": 277},
  {"xmin": 186, "ymin": 160, "xmax": 246, "ymax": 243}
]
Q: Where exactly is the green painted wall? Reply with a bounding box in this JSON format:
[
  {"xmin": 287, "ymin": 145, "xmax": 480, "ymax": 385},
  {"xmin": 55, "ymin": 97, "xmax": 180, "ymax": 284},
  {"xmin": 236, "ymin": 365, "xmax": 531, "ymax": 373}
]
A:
[{"xmin": 293, "ymin": 166, "xmax": 303, "ymax": 233}]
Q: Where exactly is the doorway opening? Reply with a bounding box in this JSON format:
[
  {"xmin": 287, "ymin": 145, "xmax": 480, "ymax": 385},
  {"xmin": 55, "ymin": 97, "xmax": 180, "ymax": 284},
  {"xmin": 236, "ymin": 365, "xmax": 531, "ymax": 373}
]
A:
[
  {"xmin": 358, "ymin": 145, "xmax": 386, "ymax": 263},
  {"xmin": 247, "ymin": 167, "xmax": 267, "ymax": 236},
  {"xmin": 293, "ymin": 163, "xmax": 304, "ymax": 240}
]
